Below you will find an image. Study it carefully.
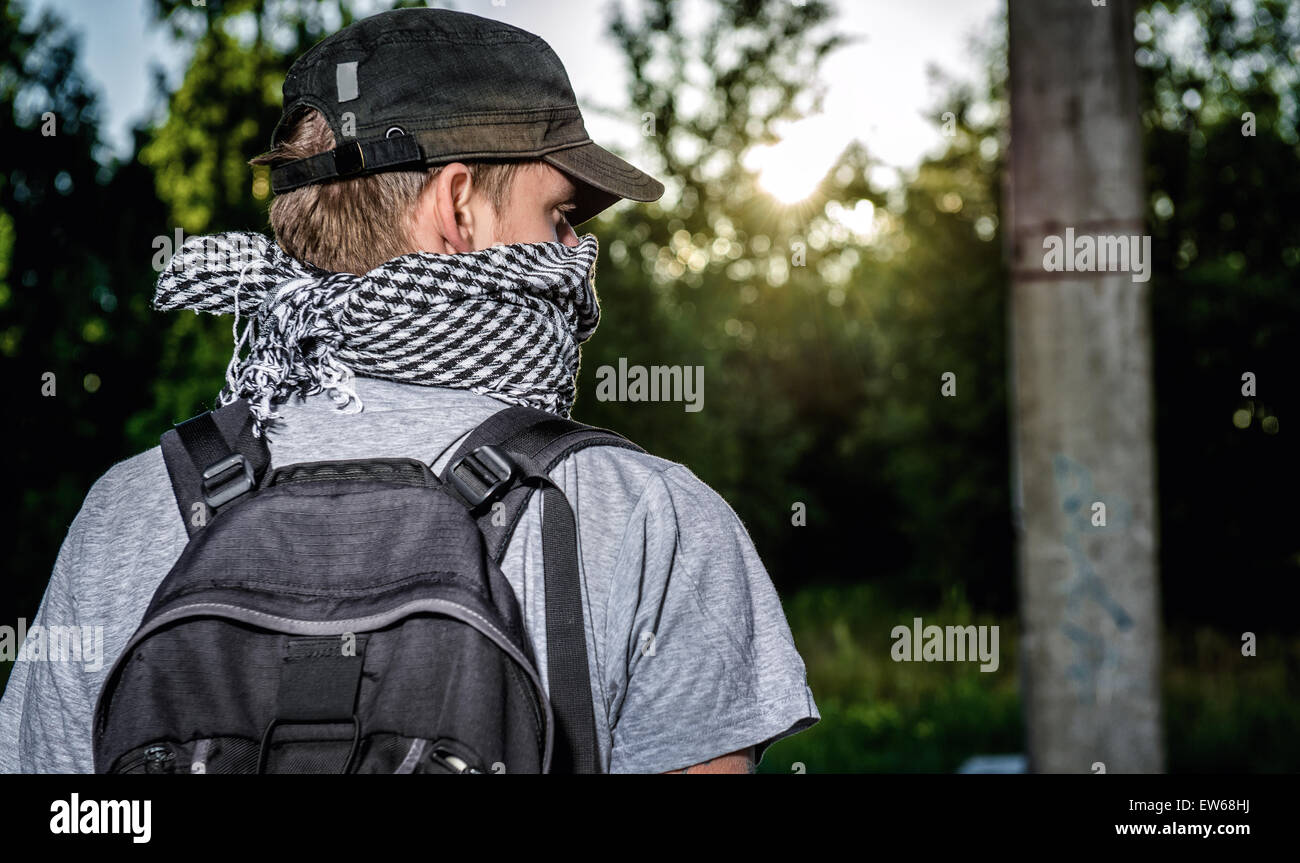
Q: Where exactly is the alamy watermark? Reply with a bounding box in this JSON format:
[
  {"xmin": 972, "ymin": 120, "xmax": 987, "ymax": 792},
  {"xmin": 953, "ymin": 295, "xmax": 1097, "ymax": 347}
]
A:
[
  {"xmin": 890, "ymin": 617, "xmax": 999, "ymax": 672},
  {"xmin": 151, "ymin": 228, "xmax": 261, "ymax": 273},
  {"xmin": 594, "ymin": 357, "xmax": 704, "ymax": 412},
  {"xmin": 1042, "ymin": 227, "xmax": 1152, "ymax": 283},
  {"xmin": 0, "ymin": 618, "xmax": 104, "ymax": 672},
  {"xmin": 50, "ymin": 794, "xmax": 151, "ymax": 843}
]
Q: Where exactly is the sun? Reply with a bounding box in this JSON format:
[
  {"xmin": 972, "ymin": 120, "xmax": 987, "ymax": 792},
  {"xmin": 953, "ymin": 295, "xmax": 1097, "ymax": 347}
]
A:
[{"xmin": 744, "ymin": 116, "xmax": 844, "ymax": 204}]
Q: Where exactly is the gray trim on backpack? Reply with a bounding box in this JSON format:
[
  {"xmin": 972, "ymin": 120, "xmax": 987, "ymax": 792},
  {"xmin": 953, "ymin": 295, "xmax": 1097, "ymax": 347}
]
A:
[{"xmin": 94, "ymin": 597, "xmax": 555, "ymax": 773}]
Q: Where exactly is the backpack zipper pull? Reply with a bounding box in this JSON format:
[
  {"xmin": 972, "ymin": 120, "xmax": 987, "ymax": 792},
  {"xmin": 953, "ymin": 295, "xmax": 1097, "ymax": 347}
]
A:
[{"xmin": 144, "ymin": 743, "xmax": 176, "ymax": 774}]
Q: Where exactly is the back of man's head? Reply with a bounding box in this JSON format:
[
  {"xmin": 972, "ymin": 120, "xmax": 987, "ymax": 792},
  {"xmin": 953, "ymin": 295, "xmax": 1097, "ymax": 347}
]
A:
[
  {"xmin": 251, "ymin": 110, "xmax": 529, "ymax": 274},
  {"xmin": 250, "ymin": 8, "xmax": 663, "ymax": 275}
]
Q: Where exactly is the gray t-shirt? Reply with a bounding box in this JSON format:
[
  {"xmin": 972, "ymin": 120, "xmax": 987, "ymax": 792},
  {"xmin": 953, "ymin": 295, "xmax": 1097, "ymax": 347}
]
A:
[{"xmin": 0, "ymin": 376, "xmax": 818, "ymax": 773}]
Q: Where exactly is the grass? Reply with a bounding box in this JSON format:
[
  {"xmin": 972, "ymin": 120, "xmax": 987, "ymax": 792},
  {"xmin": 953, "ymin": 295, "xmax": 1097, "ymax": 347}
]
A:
[
  {"xmin": 758, "ymin": 582, "xmax": 1023, "ymax": 773},
  {"xmin": 759, "ymin": 582, "xmax": 1300, "ymax": 773},
  {"xmin": 1162, "ymin": 627, "xmax": 1300, "ymax": 773}
]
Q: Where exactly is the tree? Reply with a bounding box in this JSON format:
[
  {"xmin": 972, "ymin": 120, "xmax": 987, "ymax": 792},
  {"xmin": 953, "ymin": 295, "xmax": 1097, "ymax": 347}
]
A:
[
  {"xmin": 0, "ymin": 0, "xmax": 169, "ymax": 639},
  {"xmin": 133, "ymin": 0, "xmax": 424, "ymax": 432}
]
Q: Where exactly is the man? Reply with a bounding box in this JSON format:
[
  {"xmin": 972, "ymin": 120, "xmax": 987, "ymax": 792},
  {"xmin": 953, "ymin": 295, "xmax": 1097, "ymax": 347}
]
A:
[{"xmin": 0, "ymin": 7, "xmax": 818, "ymax": 774}]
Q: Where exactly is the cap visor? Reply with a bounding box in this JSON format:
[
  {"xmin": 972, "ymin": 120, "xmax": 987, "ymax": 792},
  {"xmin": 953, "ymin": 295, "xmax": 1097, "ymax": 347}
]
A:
[{"xmin": 543, "ymin": 142, "xmax": 664, "ymax": 226}]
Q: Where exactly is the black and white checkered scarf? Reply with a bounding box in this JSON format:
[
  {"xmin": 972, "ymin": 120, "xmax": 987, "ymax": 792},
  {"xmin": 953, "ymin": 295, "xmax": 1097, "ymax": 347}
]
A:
[{"xmin": 153, "ymin": 231, "xmax": 601, "ymax": 436}]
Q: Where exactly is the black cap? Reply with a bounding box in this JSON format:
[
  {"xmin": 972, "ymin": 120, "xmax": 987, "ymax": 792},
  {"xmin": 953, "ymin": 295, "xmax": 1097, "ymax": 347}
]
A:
[{"xmin": 268, "ymin": 7, "xmax": 664, "ymax": 226}]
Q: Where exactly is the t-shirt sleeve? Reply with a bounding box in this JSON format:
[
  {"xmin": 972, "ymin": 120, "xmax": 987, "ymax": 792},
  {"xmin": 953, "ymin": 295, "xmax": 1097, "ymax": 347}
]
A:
[
  {"xmin": 604, "ymin": 463, "xmax": 819, "ymax": 773},
  {"xmin": 0, "ymin": 470, "xmax": 113, "ymax": 773}
]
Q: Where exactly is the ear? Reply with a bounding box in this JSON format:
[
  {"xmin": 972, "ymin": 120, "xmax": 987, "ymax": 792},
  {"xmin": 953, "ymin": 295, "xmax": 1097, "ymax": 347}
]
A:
[{"xmin": 410, "ymin": 163, "xmax": 477, "ymax": 254}]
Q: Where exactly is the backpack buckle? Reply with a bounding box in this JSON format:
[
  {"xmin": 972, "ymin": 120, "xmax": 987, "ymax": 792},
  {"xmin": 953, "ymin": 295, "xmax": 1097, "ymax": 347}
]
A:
[
  {"xmin": 449, "ymin": 445, "xmax": 519, "ymax": 512},
  {"xmin": 200, "ymin": 452, "xmax": 255, "ymax": 508}
]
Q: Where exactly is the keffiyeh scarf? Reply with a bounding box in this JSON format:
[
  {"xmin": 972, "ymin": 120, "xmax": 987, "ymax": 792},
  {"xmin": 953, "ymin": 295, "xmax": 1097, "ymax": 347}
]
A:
[{"xmin": 153, "ymin": 231, "xmax": 602, "ymax": 436}]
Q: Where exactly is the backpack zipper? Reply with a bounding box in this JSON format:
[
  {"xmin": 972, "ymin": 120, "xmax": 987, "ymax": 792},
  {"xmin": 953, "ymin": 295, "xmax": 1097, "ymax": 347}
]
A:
[
  {"xmin": 111, "ymin": 742, "xmax": 175, "ymax": 775},
  {"xmin": 94, "ymin": 598, "xmax": 554, "ymax": 772},
  {"xmin": 429, "ymin": 737, "xmax": 489, "ymax": 774}
]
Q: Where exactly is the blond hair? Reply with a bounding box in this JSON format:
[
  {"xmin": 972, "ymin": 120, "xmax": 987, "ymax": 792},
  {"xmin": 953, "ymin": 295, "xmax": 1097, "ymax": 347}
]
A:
[{"xmin": 250, "ymin": 108, "xmax": 529, "ymax": 274}]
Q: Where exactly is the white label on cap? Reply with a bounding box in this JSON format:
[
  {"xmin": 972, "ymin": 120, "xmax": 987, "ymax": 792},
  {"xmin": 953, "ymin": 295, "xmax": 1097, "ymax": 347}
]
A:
[{"xmin": 336, "ymin": 61, "xmax": 359, "ymax": 103}]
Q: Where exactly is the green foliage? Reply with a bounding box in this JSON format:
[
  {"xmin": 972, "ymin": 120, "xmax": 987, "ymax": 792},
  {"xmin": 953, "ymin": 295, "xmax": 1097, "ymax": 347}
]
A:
[
  {"xmin": 0, "ymin": 0, "xmax": 170, "ymax": 625},
  {"xmin": 4, "ymin": 0, "xmax": 1296, "ymax": 771},
  {"xmin": 1135, "ymin": 0, "xmax": 1300, "ymax": 626},
  {"xmin": 1163, "ymin": 627, "xmax": 1300, "ymax": 772},
  {"xmin": 130, "ymin": 1, "xmax": 370, "ymax": 438},
  {"xmin": 579, "ymin": 1, "xmax": 1014, "ymax": 610},
  {"xmin": 768, "ymin": 582, "xmax": 1300, "ymax": 772},
  {"xmin": 771, "ymin": 581, "xmax": 1023, "ymax": 773}
]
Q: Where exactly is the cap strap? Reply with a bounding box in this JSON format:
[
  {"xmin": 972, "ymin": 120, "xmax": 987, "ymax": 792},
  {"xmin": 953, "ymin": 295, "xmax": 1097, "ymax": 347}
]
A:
[{"xmin": 270, "ymin": 135, "xmax": 425, "ymax": 193}]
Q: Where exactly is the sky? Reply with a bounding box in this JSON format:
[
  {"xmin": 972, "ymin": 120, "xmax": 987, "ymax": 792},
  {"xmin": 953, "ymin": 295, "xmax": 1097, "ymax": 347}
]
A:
[{"xmin": 27, "ymin": 0, "xmax": 1002, "ymax": 195}]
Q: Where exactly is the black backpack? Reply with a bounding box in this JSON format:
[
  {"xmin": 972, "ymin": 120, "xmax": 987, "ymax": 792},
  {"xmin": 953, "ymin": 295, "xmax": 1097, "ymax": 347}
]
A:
[{"xmin": 92, "ymin": 397, "xmax": 644, "ymax": 774}]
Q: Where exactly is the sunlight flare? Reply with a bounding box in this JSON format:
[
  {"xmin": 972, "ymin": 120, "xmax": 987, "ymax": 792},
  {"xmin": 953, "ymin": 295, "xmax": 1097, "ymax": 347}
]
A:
[{"xmin": 744, "ymin": 116, "xmax": 845, "ymax": 204}]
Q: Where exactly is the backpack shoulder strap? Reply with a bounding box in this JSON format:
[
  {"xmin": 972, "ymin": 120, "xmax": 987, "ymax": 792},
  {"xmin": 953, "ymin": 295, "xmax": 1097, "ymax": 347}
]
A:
[
  {"xmin": 160, "ymin": 398, "xmax": 271, "ymax": 539},
  {"xmin": 439, "ymin": 405, "xmax": 644, "ymax": 774},
  {"xmin": 439, "ymin": 405, "xmax": 644, "ymax": 559}
]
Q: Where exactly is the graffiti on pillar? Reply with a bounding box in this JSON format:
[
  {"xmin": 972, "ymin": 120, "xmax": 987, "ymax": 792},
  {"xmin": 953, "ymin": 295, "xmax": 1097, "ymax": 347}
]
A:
[{"xmin": 1053, "ymin": 454, "xmax": 1134, "ymax": 705}]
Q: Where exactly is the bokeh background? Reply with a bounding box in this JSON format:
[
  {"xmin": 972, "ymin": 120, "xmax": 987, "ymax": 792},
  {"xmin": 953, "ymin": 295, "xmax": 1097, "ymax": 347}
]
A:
[{"xmin": 1, "ymin": 0, "xmax": 1296, "ymax": 772}]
